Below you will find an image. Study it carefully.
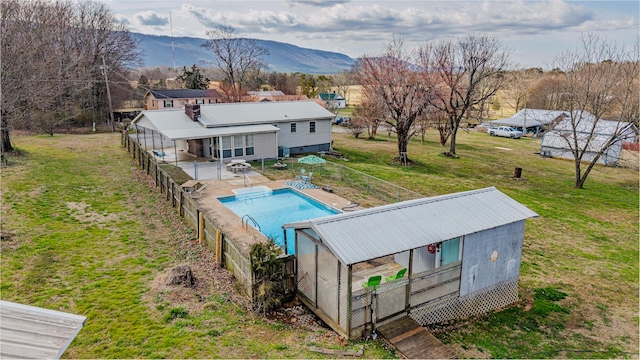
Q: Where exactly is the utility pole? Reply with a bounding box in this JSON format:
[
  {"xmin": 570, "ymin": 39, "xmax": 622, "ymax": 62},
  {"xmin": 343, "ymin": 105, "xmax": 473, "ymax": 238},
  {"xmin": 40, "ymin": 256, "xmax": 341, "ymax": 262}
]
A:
[{"xmin": 101, "ymin": 55, "xmax": 116, "ymax": 132}]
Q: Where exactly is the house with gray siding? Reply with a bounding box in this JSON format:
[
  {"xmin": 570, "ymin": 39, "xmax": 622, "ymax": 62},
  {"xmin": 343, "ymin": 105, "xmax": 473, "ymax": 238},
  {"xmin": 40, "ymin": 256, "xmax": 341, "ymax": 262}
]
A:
[
  {"xmin": 284, "ymin": 187, "xmax": 538, "ymax": 340},
  {"xmin": 131, "ymin": 101, "xmax": 335, "ymax": 161}
]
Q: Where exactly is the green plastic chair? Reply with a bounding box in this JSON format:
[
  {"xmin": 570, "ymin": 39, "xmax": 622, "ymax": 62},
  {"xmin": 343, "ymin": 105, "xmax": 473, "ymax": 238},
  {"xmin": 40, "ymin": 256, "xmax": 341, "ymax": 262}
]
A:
[
  {"xmin": 362, "ymin": 275, "xmax": 382, "ymax": 290},
  {"xmin": 385, "ymin": 268, "xmax": 407, "ymax": 282}
]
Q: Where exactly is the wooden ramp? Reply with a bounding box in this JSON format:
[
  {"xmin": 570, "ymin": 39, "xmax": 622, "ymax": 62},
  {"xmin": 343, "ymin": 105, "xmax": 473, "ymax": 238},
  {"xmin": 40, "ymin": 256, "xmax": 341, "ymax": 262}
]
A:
[{"xmin": 376, "ymin": 316, "xmax": 457, "ymax": 359}]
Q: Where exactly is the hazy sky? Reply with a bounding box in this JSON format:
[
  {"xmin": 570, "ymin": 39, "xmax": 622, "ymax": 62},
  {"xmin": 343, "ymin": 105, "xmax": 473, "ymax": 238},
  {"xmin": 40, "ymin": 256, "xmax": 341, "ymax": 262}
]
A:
[{"xmin": 100, "ymin": 0, "xmax": 638, "ymax": 68}]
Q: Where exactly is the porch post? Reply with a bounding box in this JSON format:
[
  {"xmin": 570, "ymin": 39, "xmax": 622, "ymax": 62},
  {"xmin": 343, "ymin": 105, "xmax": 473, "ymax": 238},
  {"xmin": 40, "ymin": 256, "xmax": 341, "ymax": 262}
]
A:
[
  {"xmin": 173, "ymin": 140, "xmax": 177, "ymax": 166},
  {"xmin": 160, "ymin": 134, "xmax": 164, "ymax": 164},
  {"xmin": 347, "ymin": 264, "xmax": 352, "ymax": 339},
  {"xmin": 314, "ymin": 244, "xmax": 319, "ymax": 305},
  {"xmin": 406, "ymin": 249, "xmax": 413, "ymax": 312},
  {"xmin": 151, "ymin": 129, "xmax": 155, "ymax": 150}
]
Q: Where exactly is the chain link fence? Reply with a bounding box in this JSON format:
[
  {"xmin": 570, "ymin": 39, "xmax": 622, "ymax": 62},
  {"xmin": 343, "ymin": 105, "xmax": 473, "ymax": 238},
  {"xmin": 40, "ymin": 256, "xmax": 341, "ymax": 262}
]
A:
[{"xmin": 258, "ymin": 157, "xmax": 423, "ymax": 206}]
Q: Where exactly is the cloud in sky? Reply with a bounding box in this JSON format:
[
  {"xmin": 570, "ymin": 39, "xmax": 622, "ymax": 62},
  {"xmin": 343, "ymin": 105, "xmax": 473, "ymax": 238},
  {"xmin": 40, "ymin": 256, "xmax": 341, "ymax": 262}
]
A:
[
  {"xmin": 134, "ymin": 11, "xmax": 169, "ymax": 27},
  {"xmin": 284, "ymin": 0, "xmax": 351, "ymax": 8},
  {"xmin": 108, "ymin": 0, "xmax": 638, "ymax": 67}
]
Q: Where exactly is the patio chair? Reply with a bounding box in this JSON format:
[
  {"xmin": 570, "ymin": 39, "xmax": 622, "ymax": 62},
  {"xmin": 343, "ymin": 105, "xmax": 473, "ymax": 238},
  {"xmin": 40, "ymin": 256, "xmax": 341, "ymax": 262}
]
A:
[
  {"xmin": 295, "ymin": 168, "xmax": 306, "ymax": 179},
  {"xmin": 189, "ymin": 184, "xmax": 208, "ymax": 199},
  {"xmin": 302, "ymin": 171, "xmax": 313, "ymax": 182},
  {"xmin": 385, "ymin": 268, "xmax": 407, "ymax": 282},
  {"xmin": 362, "ymin": 275, "xmax": 382, "ymax": 290}
]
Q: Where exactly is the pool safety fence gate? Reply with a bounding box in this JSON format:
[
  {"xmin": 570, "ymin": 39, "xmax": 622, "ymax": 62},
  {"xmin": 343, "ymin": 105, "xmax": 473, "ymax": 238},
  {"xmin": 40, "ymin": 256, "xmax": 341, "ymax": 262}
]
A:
[
  {"xmin": 259, "ymin": 157, "xmax": 423, "ymax": 205},
  {"xmin": 123, "ymin": 132, "xmax": 297, "ymax": 301}
]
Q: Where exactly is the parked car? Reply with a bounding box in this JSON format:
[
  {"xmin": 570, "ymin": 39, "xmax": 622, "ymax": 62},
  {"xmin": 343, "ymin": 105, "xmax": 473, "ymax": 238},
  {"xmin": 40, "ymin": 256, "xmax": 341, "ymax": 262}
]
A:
[
  {"xmin": 488, "ymin": 126, "xmax": 523, "ymax": 139},
  {"xmin": 333, "ymin": 117, "xmax": 351, "ymax": 125}
]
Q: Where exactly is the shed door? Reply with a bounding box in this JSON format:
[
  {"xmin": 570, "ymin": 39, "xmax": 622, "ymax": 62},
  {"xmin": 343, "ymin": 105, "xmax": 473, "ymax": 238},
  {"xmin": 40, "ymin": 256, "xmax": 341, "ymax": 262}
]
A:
[{"xmin": 440, "ymin": 237, "xmax": 462, "ymax": 266}]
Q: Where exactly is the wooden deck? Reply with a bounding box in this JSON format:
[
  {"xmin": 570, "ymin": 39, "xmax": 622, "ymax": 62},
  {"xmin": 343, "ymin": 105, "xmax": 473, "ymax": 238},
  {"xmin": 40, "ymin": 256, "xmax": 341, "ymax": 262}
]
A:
[{"xmin": 376, "ymin": 316, "xmax": 457, "ymax": 359}]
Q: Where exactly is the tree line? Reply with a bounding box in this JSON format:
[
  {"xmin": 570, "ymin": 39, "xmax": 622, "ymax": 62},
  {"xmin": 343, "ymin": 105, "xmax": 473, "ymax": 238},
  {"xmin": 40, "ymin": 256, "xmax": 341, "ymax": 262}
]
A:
[
  {"xmin": 2, "ymin": 2, "xmax": 637, "ymax": 189},
  {"xmin": 1, "ymin": 0, "xmax": 142, "ymax": 152}
]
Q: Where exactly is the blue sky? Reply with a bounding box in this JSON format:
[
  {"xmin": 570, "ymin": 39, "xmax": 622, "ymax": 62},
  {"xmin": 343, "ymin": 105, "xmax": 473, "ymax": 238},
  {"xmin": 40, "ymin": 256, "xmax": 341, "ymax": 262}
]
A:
[{"xmin": 98, "ymin": 0, "xmax": 639, "ymax": 68}]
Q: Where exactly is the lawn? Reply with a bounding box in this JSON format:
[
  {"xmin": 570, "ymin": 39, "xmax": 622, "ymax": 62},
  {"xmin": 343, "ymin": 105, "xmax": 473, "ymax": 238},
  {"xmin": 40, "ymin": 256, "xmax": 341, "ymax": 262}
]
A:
[
  {"xmin": 328, "ymin": 129, "xmax": 639, "ymax": 358},
  {"xmin": 1, "ymin": 130, "xmax": 637, "ymax": 358},
  {"xmin": 0, "ymin": 133, "xmax": 394, "ymax": 359}
]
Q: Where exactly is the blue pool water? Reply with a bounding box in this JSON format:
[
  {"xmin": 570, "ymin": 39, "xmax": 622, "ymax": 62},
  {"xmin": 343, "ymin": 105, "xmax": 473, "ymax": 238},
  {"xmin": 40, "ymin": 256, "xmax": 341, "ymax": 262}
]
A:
[{"xmin": 218, "ymin": 188, "xmax": 340, "ymax": 254}]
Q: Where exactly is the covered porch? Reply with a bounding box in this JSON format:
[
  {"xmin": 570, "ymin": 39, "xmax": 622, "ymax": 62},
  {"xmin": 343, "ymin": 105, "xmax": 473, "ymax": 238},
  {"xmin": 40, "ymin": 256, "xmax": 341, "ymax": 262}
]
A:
[{"xmin": 284, "ymin": 187, "xmax": 538, "ymax": 340}]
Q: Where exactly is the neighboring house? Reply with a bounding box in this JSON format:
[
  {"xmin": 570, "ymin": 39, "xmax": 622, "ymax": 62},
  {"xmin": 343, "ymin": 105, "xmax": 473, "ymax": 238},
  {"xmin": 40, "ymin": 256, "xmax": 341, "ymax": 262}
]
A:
[
  {"xmin": 144, "ymin": 89, "xmax": 222, "ymax": 110},
  {"xmin": 489, "ymin": 108, "xmax": 568, "ymax": 136},
  {"xmin": 541, "ymin": 111, "xmax": 638, "ymax": 165},
  {"xmin": 131, "ymin": 100, "xmax": 335, "ymax": 161},
  {"xmin": 284, "ymin": 186, "xmax": 538, "ymax": 340},
  {"xmin": 318, "ymin": 92, "xmax": 346, "ymax": 108}
]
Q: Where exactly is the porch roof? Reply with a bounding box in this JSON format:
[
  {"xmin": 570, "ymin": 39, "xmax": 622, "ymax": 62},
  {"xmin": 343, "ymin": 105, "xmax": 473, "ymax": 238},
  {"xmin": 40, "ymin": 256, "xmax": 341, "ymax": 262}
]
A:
[
  {"xmin": 284, "ymin": 187, "xmax": 538, "ymax": 266},
  {"xmin": 131, "ymin": 110, "xmax": 279, "ymax": 140}
]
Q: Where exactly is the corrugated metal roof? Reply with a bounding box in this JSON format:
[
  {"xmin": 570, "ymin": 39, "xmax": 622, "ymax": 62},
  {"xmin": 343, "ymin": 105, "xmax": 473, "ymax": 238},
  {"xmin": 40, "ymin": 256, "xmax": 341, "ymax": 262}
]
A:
[
  {"xmin": 490, "ymin": 108, "xmax": 568, "ymax": 128},
  {"xmin": 149, "ymin": 89, "xmax": 220, "ymax": 99},
  {"xmin": 247, "ymin": 90, "xmax": 285, "ymax": 96},
  {"xmin": 197, "ymin": 100, "xmax": 335, "ymax": 127},
  {"xmin": 318, "ymin": 93, "xmax": 345, "ymax": 101},
  {"xmin": 284, "ymin": 187, "xmax": 538, "ymax": 266},
  {"xmin": 552, "ymin": 114, "xmax": 637, "ymax": 138},
  {"xmin": 0, "ymin": 300, "xmax": 86, "ymax": 359},
  {"xmin": 131, "ymin": 110, "xmax": 279, "ymax": 140}
]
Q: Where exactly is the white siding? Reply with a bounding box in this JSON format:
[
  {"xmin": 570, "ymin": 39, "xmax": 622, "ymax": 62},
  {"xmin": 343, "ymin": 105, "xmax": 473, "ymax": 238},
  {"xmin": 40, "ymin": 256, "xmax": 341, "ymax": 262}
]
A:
[
  {"xmin": 277, "ymin": 119, "xmax": 332, "ymax": 149},
  {"xmin": 252, "ymin": 133, "xmax": 277, "ymax": 160}
]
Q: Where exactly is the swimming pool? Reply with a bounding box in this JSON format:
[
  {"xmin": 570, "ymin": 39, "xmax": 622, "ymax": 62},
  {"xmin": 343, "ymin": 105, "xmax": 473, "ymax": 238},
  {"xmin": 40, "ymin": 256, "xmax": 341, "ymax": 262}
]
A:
[{"xmin": 218, "ymin": 188, "xmax": 340, "ymax": 254}]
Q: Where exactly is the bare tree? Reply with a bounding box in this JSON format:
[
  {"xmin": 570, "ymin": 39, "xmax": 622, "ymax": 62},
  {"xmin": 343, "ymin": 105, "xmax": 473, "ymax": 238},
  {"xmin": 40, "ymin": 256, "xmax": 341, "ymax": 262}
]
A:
[
  {"xmin": 525, "ymin": 70, "xmax": 567, "ymax": 110},
  {"xmin": 201, "ymin": 25, "xmax": 269, "ymax": 102},
  {"xmin": 355, "ymin": 38, "xmax": 432, "ymax": 162},
  {"xmin": 346, "ymin": 118, "xmax": 367, "ymax": 139},
  {"xmin": 332, "ymin": 70, "xmax": 353, "ymax": 105},
  {"xmin": 504, "ymin": 67, "xmax": 542, "ymax": 112},
  {"xmin": 549, "ymin": 34, "xmax": 639, "ymax": 188},
  {"xmin": 420, "ymin": 34, "xmax": 511, "ymax": 156},
  {"xmin": 353, "ymin": 97, "xmax": 385, "ymax": 139},
  {"xmin": 1, "ymin": 0, "xmax": 140, "ymax": 146}
]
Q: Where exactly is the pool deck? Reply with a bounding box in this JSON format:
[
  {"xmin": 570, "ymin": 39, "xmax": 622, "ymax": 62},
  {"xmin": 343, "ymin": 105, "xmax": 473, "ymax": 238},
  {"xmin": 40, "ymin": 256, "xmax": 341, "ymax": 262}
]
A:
[{"xmin": 190, "ymin": 173, "xmax": 363, "ymax": 256}]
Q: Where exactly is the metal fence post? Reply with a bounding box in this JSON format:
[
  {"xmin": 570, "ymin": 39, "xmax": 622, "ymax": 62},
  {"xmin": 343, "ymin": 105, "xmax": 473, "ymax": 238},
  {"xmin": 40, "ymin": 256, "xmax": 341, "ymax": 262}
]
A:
[{"xmin": 194, "ymin": 161, "xmax": 198, "ymax": 180}]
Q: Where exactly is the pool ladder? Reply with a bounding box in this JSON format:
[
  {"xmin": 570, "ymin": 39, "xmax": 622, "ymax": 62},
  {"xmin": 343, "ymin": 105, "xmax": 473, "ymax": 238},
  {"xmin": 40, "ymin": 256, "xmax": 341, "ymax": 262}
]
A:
[{"xmin": 242, "ymin": 214, "xmax": 261, "ymax": 232}]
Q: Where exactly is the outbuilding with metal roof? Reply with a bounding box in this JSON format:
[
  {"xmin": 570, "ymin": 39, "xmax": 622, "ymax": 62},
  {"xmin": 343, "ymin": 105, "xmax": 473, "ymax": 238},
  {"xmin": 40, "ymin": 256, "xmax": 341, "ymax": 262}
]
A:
[{"xmin": 284, "ymin": 187, "xmax": 538, "ymax": 340}]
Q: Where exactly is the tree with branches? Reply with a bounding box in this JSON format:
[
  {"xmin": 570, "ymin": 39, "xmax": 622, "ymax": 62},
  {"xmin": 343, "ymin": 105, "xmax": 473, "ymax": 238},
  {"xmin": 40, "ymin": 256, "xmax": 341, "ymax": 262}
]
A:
[
  {"xmin": 355, "ymin": 38, "xmax": 432, "ymax": 163},
  {"xmin": 504, "ymin": 67, "xmax": 542, "ymax": 113},
  {"xmin": 547, "ymin": 34, "xmax": 639, "ymax": 189},
  {"xmin": 419, "ymin": 34, "xmax": 511, "ymax": 156},
  {"xmin": 177, "ymin": 64, "xmax": 210, "ymax": 89},
  {"xmin": 201, "ymin": 25, "xmax": 269, "ymax": 102},
  {"xmin": 1, "ymin": 0, "xmax": 140, "ymax": 151}
]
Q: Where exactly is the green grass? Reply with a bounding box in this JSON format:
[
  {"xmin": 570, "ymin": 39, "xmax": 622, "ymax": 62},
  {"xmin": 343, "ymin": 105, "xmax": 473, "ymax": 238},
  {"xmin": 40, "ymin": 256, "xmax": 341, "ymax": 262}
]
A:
[
  {"xmin": 2, "ymin": 130, "xmax": 637, "ymax": 358},
  {"xmin": 0, "ymin": 133, "xmax": 394, "ymax": 359},
  {"xmin": 327, "ymin": 130, "xmax": 639, "ymax": 358}
]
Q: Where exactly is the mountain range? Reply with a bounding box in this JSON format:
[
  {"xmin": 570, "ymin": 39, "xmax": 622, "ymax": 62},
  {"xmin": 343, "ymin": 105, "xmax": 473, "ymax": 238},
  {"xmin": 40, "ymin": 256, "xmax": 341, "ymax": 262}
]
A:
[{"xmin": 132, "ymin": 33, "xmax": 356, "ymax": 74}]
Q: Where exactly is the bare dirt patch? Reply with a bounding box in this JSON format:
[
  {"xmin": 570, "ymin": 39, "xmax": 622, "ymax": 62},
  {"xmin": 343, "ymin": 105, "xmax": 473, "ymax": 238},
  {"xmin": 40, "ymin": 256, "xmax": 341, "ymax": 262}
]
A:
[{"xmin": 66, "ymin": 201, "xmax": 120, "ymax": 226}]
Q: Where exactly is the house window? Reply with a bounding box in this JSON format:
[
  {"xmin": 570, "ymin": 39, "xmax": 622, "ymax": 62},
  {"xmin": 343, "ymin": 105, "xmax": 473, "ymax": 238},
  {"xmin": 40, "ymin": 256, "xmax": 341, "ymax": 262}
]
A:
[
  {"xmin": 438, "ymin": 237, "xmax": 463, "ymax": 267},
  {"xmin": 221, "ymin": 136, "xmax": 232, "ymax": 158},
  {"xmin": 163, "ymin": 100, "xmax": 174, "ymax": 108},
  {"xmin": 310, "ymin": 121, "xmax": 316, "ymax": 133},
  {"xmin": 290, "ymin": 123, "xmax": 296, "ymax": 133},
  {"xmin": 234, "ymin": 135, "xmax": 243, "ymax": 157},
  {"xmin": 195, "ymin": 99, "xmax": 204, "ymax": 104},
  {"xmin": 245, "ymin": 134, "xmax": 254, "ymax": 156}
]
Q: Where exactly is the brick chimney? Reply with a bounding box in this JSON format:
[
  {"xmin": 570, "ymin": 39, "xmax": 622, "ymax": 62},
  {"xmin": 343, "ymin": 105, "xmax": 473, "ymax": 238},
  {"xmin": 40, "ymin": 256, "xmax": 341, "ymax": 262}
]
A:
[{"xmin": 185, "ymin": 104, "xmax": 201, "ymax": 121}]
